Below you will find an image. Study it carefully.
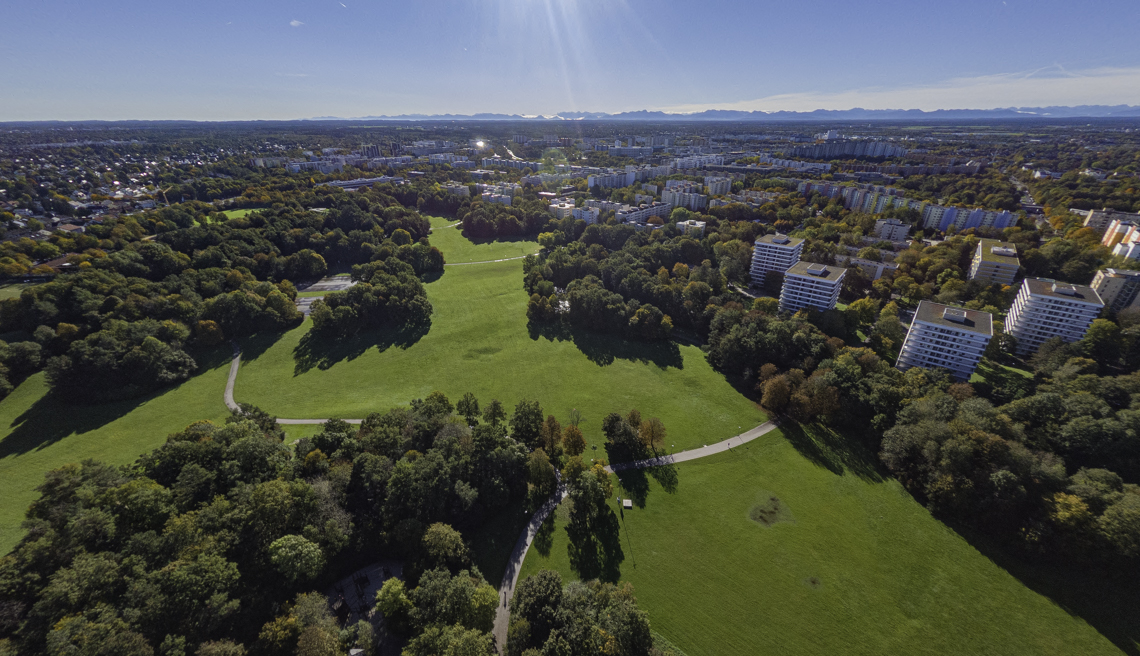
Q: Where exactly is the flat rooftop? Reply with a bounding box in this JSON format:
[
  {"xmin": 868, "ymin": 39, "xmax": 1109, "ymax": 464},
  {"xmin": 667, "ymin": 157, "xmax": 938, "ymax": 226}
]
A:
[
  {"xmin": 786, "ymin": 261, "xmax": 846, "ymax": 279},
  {"xmin": 913, "ymin": 301, "xmax": 993, "ymax": 336},
  {"xmin": 978, "ymin": 239, "xmax": 1019, "ymax": 264},
  {"xmin": 1024, "ymin": 278, "xmax": 1104, "ymax": 306},
  {"xmin": 756, "ymin": 233, "xmax": 804, "ymax": 247}
]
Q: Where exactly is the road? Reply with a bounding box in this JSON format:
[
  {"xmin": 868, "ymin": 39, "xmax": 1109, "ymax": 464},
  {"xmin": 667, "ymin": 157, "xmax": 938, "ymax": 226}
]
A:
[{"xmin": 490, "ymin": 420, "xmax": 781, "ymax": 650}]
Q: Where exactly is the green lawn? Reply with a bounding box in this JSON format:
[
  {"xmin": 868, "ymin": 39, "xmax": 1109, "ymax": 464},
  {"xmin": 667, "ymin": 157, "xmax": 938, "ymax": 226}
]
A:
[
  {"xmin": 0, "ymin": 347, "xmax": 233, "ymax": 554},
  {"xmin": 295, "ymin": 290, "xmax": 328, "ymax": 298},
  {"xmin": 232, "ymin": 226, "xmax": 764, "ymax": 452},
  {"xmin": 518, "ymin": 425, "xmax": 1127, "ymax": 656},
  {"xmin": 0, "ymin": 284, "xmax": 33, "ymax": 301},
  {"xmin": 222, "ymin": 208, "xmax": 255, "ymax": 219},
  {"xmin": 427, "ymin": 216, "xmax": 542, "ymax": 264}
]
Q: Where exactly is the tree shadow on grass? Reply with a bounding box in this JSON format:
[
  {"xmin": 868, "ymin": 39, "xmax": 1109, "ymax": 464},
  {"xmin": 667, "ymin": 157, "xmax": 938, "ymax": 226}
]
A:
[
  {"xmin": 779, "ymin": 421, "xmax": 886, "ymax": 482},
  {"xmin": 947, "ymin": 520, "xmax": 1140, "ymax": 656},
  {"xmin": 647, "ymin": 463, "xmax": 679, "ymax": 494},
  {"xmin": 534, "ymin": 511, "xmax": 556, "ymax": 558},
  {"xmin": 566, "ymin": 507, "xmax": 624, "ymax": 583},
  {"xmin": 0, "ymin": 344, "xmax": 234, "ymax": 460},
  {"xmin": 527, "ymin": 320, "xmax": 683, "ymax": 370},
  {"xmin": 293, "ymin": 320, "xmax": 431, "ymax": 375},
  {"xmin": 460, "ymin": 232, "xmax": 539, "ymax": 248},
  {"xmin": 617, "ymin": 469, "xmax": 649, "ymax": 508},
  {"xmin": 971, "ymin": 359, "xmax": 1034, "ymax": 405}
]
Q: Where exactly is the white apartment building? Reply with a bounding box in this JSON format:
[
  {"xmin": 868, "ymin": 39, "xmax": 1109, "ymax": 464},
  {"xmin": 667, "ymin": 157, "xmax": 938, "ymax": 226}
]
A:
[
  {"xmin": 750, "ymin": 233, "xmax": 804, "ymax": 286},
  {"xmin": 616, "ymin": 202, "xmax": 671, "ymax": 224},
  {"xmin": 896, "ymin": 301, "xmax": 993, "ymax": 380},
  {"xmin": 441, "ymin": 182, "xmax": 470, "ymax": 197},
  {"xmin": 874, "ymin": 218, "xmax": 910, "ymax": 242},
  {"xmin": 572, "ymin": 207, "xmax": 600, "ymax": 225},
  {"xmin": 1003, "ymin": 278, "xmax": 1105, "ymax": 355},
  {"xmin": 1090, "ymin": 268, "xmax": 1140, "ymax": 313},
  {"xmin": 967, "ymin": 239, "xmax": 1020, "ymax": 286},
  {"xmin": 673, "ymin": 155, "xmax": 724, "ymax": 169},
  {"xmin": 549, "ymin": 202, "xmax": 576, "ymax": 219},
  {"xmin": 676, "ymin": 219, "xmax": 706, "ymax": 236},
  {"xmin": 481, "ymin": 192, "xmax": 513, "ymax": 206},
  {"xmin": 428, "ymin": 153, "xmax": 469, "ymax": 165},
  {"xmin": 705, "ymin": 177, "xmax": 732, "ymax": 196},
  {"xmin": 661, "ymin": 189, "xmax": 708, "ymax": 211},
  {"xmin": 779, "ymin": 262, "xmax": 847, "ymax": 313}
]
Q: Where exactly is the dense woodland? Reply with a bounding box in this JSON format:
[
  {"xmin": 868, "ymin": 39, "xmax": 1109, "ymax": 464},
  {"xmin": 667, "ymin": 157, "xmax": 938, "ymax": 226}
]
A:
[{"xmin": 0, "ymin": 393, "xmax": 669, "ymax": 656}]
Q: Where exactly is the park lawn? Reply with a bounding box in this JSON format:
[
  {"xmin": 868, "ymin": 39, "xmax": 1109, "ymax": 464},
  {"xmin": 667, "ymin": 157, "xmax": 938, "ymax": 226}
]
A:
[
  {"xmin": 427, "ymin": 215, "xmax": 541, "ymax": 264},
  {"xmin": 234, "ymin": 255, "xmax": 765, "ymax": 453},
  {"xmin": 517, "ymin": 426, "xmax": 1125, "ymax": 656},
  {"xmin": 0, "ymin": 284, "xmax": 35, "ymax": 300},
  {"xmin": 0, "ymin": 347, "xmax": 234, "ymax": 554},
  {"xmin": 970, "ymin": 360, "xmax": 1033, "ymax": 383},
  {"xmin": 222, "ymin": 208, "xmax": 255, "ymax": 219},
  {"xmin": 296, "ymin": 291, "xmax": 327, "ymax": 298}
]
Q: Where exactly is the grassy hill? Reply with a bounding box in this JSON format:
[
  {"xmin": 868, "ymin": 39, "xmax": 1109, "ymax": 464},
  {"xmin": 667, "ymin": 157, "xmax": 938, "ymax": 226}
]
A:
[
  {"xmin": 0, "ymin": 348, "xmax": 233, "ymax": 554},
  {"xmin": 517, "ymin": 425, "xmax": 1125, "ymax": 656},
  {"xmin": 232, "ymin": 218, "xmax": 767, "ymax": 452}
]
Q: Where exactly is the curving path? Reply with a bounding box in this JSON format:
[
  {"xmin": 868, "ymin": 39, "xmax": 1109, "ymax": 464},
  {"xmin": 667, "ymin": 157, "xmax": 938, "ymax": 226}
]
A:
[
  {"xmin": 491, "ymin": 420, "xmax": 780, "ymax": 650},
  {"xmin": 223, "ymin": 305, "xmax": 778, "ymax": 651}
]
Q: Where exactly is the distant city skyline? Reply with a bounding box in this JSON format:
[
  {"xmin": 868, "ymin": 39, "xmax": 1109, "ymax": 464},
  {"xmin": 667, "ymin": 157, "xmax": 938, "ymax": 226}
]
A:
[{"xmin": 2, "ymin": 0, "xmax": 1138, "ymax": 121}]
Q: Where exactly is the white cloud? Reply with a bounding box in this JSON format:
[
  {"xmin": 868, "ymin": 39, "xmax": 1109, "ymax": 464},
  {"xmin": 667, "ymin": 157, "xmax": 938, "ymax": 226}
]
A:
[
  {"xmin": 290, "ymin": 19, "xmax": 304, "ymax": 27},
  {"xmin": 659, "ymin": 66, "xmax": 1140, "ymax": 113}
]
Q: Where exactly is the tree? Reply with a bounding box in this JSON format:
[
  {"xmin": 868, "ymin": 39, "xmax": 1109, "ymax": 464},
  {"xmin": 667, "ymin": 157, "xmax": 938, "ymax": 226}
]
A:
[
  {"xmin": 846, "ymin": 297, "xmax": 879, "ymax": 328},
  {"xmin": 510, "ymin": 399, "xmax": 544, "ymax": 448},
  {"xmin": 375, "ymin": 579, "xmax": 413, "ymax": 635},
  {"xmin": 562, "ymin": 425, "xmax": 586, "ymax": 457},
  {"xmin": 539, "ymin": 415, "xmax": 562, "ymax": 455},
  {"xmin": 761, "ymin": 375, "xmax": 791, "ymax": 411},
  {"xmin": 457, "ymin": 392, "xmax": 480, "ymax": 425},
  {"xmin": 638, "ymin": 418, "xmax": 666, "ymax": 454},
  {"xmin": 422, "ymin": 523, "xmax": 471, "ymax": 572},
  {"xmin": 196, "ymin": 641, "xmax": 246, "ymax": 656},
  {"xmin": 511, "ymin": 570, "xmax": 563, "ymax": 646},
  {"xmin": 269, "ymin": 534, "xmax": 326, "ymax": 583},
  {"xmin": 528, "ymin": 449, "xmax": 557, "ymax": 501},
  {"xmin": 483, "ymin": 399, "xmax": 506, "ymax": 428},
  {"xmin": 1081, "ymin": 318, "xmax": 1122, "ymax": 366}
]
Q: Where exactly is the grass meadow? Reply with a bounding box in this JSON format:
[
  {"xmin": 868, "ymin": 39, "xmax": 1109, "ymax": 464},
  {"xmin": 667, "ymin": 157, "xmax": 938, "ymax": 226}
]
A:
[
  {"xmin": 518, "ymin": 424, "xmax": 1129, "ymax": 656},
  {"xmin": 232, "ymin": 217, "xmax": 766, "ymax": 452},
  {"xmin": 0, "ymin": 347, "xmax": 233, "ymax": 553}
]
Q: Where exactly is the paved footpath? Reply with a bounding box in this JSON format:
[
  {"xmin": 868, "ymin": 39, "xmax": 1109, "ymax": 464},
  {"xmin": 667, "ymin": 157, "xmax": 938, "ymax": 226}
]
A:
[
  {"xmin": 224, "ymin": 341, "xmax": 780, "ymax": 652},
  {"xmin": 490, "ymin": 420, "xmax": 780, "ymax": 651},
  {"xmin": 224, "ymin": 341, "xmax": 364, "ymax": 424}
]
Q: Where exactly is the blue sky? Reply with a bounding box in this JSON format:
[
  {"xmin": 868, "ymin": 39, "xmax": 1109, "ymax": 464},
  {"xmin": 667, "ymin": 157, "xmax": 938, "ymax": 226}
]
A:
[{"xmin": 1, "ymin": 0, "xmax": 1138, "ymax": 120}]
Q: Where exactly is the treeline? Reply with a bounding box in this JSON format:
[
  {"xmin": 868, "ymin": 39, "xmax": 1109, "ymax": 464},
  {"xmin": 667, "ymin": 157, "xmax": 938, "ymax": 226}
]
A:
[
  {"xmin": 523, "ymin": 225, "xmax": 737, "ymax": 341},
  {"xmin": 153, "ymin": 196, "xmax": 437, "ymax": 277},
  {"xmin": 0, "ymin": 267, "xmax": 300, "ymax": 401},
  {"xmin": 460, "ymin": 199, "xmax": 557, "ymax": 240},
  {"xmin": 0, "ymin": 390, "xmax": 620, "ymax": 655}
]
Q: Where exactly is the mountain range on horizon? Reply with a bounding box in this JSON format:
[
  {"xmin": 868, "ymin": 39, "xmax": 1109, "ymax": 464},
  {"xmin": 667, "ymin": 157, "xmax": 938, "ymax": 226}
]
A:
[{"xmin": 308, "ymin": 105, "xmax": 1140, "ymax": 122}]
